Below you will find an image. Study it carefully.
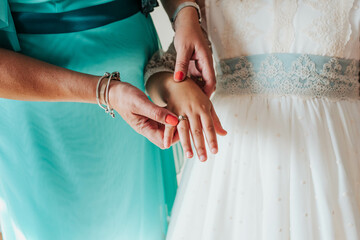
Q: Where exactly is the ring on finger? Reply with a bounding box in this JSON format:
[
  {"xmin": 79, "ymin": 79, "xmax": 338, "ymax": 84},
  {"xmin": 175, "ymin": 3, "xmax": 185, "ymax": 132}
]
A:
[{"xmin": 178, "ymin": 115, "xmax": 188, "ymax": 122}]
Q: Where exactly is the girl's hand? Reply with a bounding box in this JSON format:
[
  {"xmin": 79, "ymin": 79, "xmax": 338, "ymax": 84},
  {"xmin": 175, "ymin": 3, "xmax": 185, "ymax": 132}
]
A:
[{"xmin": 163, "ymin": 77, "xmax": 227, "ymax": 162}]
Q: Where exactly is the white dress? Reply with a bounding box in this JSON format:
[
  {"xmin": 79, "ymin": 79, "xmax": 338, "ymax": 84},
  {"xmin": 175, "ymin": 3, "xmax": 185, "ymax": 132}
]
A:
[{"xmin": 146, "ymin": 0, "xmax": 360, "ymax": 239}]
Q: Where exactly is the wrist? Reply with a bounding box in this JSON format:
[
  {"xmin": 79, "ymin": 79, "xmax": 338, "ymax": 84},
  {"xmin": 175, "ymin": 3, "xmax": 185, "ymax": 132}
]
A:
[
  {"xmin": 163, "ymin": 76, "xmax": 195, "ymax": 103},
  {"xmin": 108, "ymin": 80, "xmax": 124, "ymax": 108},
  {"xmin": 173, "ymin": 6, "xmax": 200, "ymax": 31}
]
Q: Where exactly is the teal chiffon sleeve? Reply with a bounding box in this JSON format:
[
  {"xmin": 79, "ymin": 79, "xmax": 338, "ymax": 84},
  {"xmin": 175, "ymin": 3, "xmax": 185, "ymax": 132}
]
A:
[{"xmin": 0, "ymin": 0, "xmax": 20, "ymax": 51}]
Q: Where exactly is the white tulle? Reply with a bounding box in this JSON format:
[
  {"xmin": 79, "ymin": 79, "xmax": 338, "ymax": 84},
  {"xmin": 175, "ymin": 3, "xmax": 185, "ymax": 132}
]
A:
[{"xmin": 167, "ymin": 94, "xmax": 360, "ymax": 240}]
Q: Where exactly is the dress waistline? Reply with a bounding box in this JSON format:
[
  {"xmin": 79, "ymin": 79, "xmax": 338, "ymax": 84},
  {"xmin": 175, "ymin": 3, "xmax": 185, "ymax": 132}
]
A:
[
  {"xmin": 12, "ymin": 0, "xmax": 142, "ymax": 34},
  {"xmin": 216, "ymin": 54, "xmax": 360, "ymax": 100}
]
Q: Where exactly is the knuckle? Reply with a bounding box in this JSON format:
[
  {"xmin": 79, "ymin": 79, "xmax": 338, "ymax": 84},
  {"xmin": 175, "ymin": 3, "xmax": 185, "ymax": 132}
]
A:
[
  {"xmin": 200, "ymin": 102, "xmax": 212, "ymax": 112},
  {"xmin": 134, "ymin": 118, "xmax": 147, "ymax": 133},
  {"xmin": 209, "ymin": 140, "xmax": 218, "ymax": 147},
  {"xmin": 193, "ymin": 128, "xmax": 203, "ymax": 137},
  {"xmin": 205, "ymin": 125, "xmax": 215, "ymax": 133},
  {"xmin": 178, "ymin": 125, "xmax": 187, "ymax": 132},
  {"xmin": 196, "ymin": 147, "xmax": 206, "ymax": 154},
  {"xmin": 151, "ymin": 107, "xmax": 163, "ymax": 122},
  {"xmin": 176, "ymin": 60, "xmax": 189, "ymax": 70},
  {"xmin": 157, "ymin": 142, "xmax": 166, "ymax": 149}
]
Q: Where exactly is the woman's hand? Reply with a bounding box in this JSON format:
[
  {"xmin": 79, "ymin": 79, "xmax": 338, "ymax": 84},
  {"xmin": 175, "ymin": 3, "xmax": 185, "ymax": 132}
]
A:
[
  {"xmin": 109, "ymin": 81, "xmax": 179, "ymax": 149},
  {"xmin": 163, "ymin": 77, "xmax": 227, "ymax": 162},
  {"xmin": 172, "ymin": 7, "xmax": 216, "ymax": 97}
]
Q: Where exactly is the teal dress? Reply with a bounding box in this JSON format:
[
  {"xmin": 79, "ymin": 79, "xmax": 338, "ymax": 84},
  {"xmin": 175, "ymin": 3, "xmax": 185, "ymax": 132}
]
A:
[{"xmin": 0, "ymin": 1, "xmax": 177, "ymax": 239}]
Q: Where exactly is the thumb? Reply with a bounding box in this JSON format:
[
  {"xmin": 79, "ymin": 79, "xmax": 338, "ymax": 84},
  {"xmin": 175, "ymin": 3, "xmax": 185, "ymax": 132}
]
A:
[
  {"xmin": 134, "ymin": 98, "xmax": 179, "ymax": 126},
  {"xmin": 174, "ymin": 47, "xmax": 193, "ymax": 82}
]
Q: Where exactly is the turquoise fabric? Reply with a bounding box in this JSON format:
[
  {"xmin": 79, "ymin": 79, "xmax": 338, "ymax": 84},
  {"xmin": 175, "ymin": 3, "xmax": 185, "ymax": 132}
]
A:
[{"xmin": 0, "ymin": 1, "xmax": 177, "ymax": 239}]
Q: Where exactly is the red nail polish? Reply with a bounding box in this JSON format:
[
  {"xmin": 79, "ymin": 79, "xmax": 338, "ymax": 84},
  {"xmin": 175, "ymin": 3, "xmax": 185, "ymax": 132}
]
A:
[
  {"xmin": 174, "ymin": 71, "xmax": 184, "ymax": 81},
  {"xmin": 165, "ymin": 115, "xmax": 179, "ymax": 126}
]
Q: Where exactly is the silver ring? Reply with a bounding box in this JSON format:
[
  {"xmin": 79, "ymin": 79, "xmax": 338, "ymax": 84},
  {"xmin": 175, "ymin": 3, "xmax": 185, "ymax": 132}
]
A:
[{"xmin": 178, "ymin": 115, "xmax": 188, "ymax": 121}]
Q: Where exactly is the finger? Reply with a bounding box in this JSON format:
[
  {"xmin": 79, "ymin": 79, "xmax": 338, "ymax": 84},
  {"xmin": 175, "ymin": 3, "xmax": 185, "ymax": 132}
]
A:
[
  {"xmin": 174, "ymin": 46, "xmax": 193, "ymax": 82},
  {"xmin": 211, "ymin": 106, "xmax": 227, "ymax": 136},
  {"xmin": 135, "ymin": 119, "xmax": 166, "ymax": 149},
  {"xmin": 200, "ymin": 111, "xmax": 218, "ymax": 154},
  {"xmin": 177, "ymin": 118, "xmax": 193, "ymax": 159},
  {"xmin": 133, "ymin": 97, "xmax": 179, "ymax": 126},
  {"xmin": 188, "ymin": 60, "xmax": 202, "ymax": 77},
  {"xmin": 146, "ymin": 130, "xmax": 165, "ymax": 149},
  {"xmin": 197, "ymin": 50, "xmax": 216, "ymax": 97},
  {"xmin": 172, "ymin": 130, "xmax": 180, "ymax": 144},
  {"xmin": 164, "ymin": 125, "xmax": 176, "ymax": 149},
  {"xmin": 189, "ymin": 115, "xmax": 207, "ymax": 162}
]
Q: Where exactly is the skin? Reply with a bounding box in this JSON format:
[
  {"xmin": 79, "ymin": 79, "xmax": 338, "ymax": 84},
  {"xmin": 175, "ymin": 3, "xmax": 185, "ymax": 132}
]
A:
[
  {"xmin": 0, "ymin": 48, "xmax": 177, "ymax": 148},
  {"xmin": 162, "ymin": 0, "xmax": 216, "ymax": 97},
  {"xmin": 0, "ymin": 1, "xmax": 214, "ymax": 148},
  {"xmin": 146, "ymin": 72, "xmax": 227, "ymax": 162}
]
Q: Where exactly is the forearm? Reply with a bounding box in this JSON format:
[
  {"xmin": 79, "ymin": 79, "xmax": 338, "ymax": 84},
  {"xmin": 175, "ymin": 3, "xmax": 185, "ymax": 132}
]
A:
[
  {"xmin": 161, "ymin": 0, "xmax": 195, "ymax": 17},
  {"xmin": 160, "ymin": 0, "xmax": 199, "ymax": 30},
  {"xmin": 0, "ymin": 48, "xmax": 98, "ymax": 103}
]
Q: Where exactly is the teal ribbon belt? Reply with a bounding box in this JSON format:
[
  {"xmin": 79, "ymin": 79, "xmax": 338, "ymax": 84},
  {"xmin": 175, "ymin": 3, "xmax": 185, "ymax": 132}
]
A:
[
  {"xmin": 216, "ymin": 53, "xmax": 360, "ymax": 100},
  {"xmin": 12, "ymin": 0, "xmax": 142, "ymax": 34}
]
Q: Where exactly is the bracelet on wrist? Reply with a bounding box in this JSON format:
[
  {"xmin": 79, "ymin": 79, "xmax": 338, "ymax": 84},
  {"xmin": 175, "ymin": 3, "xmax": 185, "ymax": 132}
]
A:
[
  {"xmin": 96, "ymin": 71, "xmax": 121, "ymax": 118},
  {"xmin": 170, "ymin": 2, "xmax": 202, "ymax": 31}
]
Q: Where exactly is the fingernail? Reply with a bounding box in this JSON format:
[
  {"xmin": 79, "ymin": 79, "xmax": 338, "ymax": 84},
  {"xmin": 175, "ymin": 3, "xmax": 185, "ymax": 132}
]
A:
[
  {"xmin": 174, "ymin": 71, "xmax": 185, "ymax": 81},
  {"xmin": 211, "ymin": 148, "xmax": 218, "ymax": 154},
  {"xmin": 186, "ymin": 151, "xmax": 193, "ymax": 158},
  {"xmin": 165, "ymin": 115, "xmax": 179, "ymax": 126},
  {"xmin": 199, "ymin": 155, "xmax": 207, "ymax": 162}
]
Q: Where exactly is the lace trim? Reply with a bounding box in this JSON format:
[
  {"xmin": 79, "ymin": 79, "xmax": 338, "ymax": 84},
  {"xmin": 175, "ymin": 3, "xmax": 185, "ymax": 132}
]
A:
[
  {"xmin": 217, "ymin": 54, "xmax": 360, "ymax": 100},
  {"xmin": 144, "ymin": 42, "xmax": 176, "ymax": 86}
]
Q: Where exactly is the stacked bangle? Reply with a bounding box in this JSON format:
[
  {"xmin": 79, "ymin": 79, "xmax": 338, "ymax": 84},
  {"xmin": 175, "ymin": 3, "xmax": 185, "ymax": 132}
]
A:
[{"xmin": 96, "ymin": 71, "xmax": 121, "ymax": 118}]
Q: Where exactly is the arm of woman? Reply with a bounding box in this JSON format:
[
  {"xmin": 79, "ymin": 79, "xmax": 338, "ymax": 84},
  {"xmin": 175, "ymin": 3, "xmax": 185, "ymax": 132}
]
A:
[
  {"xmin": 0, "ymin": 48, "xmax": 179, "ymax": 148},
  {"xmin": 160, "ymin": 0, "xmax": 216, "ymax": 96},
  {"xmin": 146, "ymin": 72, "xmax": 227, "ymax": 161},
  {"xmin": 0, "ymin": 48, "xmax": 98, "ymax": 102}
]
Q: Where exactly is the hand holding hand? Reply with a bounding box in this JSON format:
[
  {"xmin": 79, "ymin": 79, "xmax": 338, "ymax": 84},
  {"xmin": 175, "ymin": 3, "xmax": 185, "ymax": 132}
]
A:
[{"xmin": 109, "ymin": 81, "xmax": 179, "ymax": 149}]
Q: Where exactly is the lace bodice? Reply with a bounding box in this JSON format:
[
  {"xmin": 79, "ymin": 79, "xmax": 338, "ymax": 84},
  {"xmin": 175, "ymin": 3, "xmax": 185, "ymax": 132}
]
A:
[{"xmin": 206, "ymin": 0, "xmax": 360, "ymax": 61}]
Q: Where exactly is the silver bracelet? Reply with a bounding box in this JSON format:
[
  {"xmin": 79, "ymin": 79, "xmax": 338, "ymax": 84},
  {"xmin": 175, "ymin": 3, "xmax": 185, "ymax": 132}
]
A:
[
  {"xmin": 96, "ymin": 71, "xmax": 121, "ymax": 118},
  {"xmin": 170, "ymin": 2, "xmax": 202, "ymax": 30}
]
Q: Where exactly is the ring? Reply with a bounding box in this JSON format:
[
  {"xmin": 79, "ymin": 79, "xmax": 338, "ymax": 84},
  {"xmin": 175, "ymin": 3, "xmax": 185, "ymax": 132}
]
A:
[{"xmin": 178, "ymin": 115, "xmax": 188, "ymax": 121}]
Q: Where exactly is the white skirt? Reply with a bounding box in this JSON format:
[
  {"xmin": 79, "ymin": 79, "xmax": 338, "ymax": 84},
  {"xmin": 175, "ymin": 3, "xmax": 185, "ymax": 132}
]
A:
[{"xmin": 167, "ymin": 93, "xmax": 360, "ymax": 240}]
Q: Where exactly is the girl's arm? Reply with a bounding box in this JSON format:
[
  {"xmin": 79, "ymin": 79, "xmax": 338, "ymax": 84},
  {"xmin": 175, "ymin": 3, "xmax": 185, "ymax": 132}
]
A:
[
  {"xmin": 160, "ymin": 0, "xmax": 216, "ymax": 96},
  {"xmin": 146, "ymin": 71, "xmax": 227, "ymax": 161}
]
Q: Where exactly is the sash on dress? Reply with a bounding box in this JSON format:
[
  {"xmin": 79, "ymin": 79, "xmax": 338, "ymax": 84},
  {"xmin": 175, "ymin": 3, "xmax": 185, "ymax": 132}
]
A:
[
  {"xmin": 217, "ymin": 54, "xmax": 360, "ymax": 100},
  {"xmin": 11, "ymin": 0, "xmax": 142, "ymax": 34}
]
